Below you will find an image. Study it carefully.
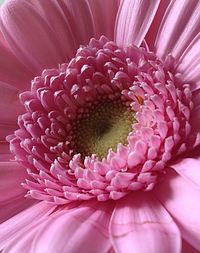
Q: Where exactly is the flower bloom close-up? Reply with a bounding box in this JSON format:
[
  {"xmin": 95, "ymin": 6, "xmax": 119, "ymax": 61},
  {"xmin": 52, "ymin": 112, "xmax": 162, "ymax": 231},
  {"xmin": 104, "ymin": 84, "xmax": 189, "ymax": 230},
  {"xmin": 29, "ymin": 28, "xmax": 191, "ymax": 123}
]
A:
[{"xmin": 1, "ymin": 0, "xmax": 200, "ymax": 252}]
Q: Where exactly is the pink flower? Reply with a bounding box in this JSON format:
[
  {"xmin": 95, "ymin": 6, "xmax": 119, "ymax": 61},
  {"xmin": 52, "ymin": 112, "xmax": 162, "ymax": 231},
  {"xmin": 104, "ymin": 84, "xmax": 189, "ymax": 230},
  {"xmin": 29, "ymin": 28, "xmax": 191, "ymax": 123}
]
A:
[{"xmin": 0, "ymin": 0, "xmax": 200, "ymax": 252}]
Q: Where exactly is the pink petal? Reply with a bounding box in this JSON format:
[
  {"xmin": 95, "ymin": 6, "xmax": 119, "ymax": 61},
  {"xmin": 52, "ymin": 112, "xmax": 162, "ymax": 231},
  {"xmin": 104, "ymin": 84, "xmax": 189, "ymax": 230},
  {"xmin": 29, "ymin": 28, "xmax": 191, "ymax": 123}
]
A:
[
  {"xmin": 0, "ymin": 39, "xmax": 33, "ymax": 90},
  {"xmin": 0, "ymin": 123, "xmax": 17, "ymax": 141},
  {"xmin": 0, "ymin": 161, "xmax": 35, "ymax": 223},
  {"xmin": 0, "ymin": 141, "xmax": 11, "ymax": 157},
  {"xmin": 115, "ymin": 0, "xmax": 161, "ymax": 47},
  {"xmin": 145, "ymin": 0, "xmax": 171, "ymax": 50},
  {"xmin": 177, "ymin": 33, "xmax": 200, "ymax": 92},
  {"xmin": 0, "ymin": 140, "xmax": 12, "ymax": 161},
  {"xmin": 0, "ymin": 161, "xmax": 27, "ymax": 202},
  {"xmin": 0, "ymin": 82, "xmax": 23, "ymax": 129},
  {"xmin": 155, "ymin": 0, "xmax": 200, "ymax": 60},
  {"xmin": 110, "ymin": 193, "xmax": 181, "ymax": 253},
  {"xmin": 154, "ymin": 170, "xmax": 200, "ymax": 251},
  {"xmin": 32, "ymin": 201, "xmax": 113, "ymax": 253},
  {"xmin": 87, "ymin": 0, "xmax": 119, "ymax": 40},
  {"xmin": 0, "ymin": 0, "xmax": 74, "ymax": 73},
  {"xmin": 35, "ymin": 0, "xmax": 119, "ymax": 46},
  {"xmin": 0, "ymin": 201, "xmax": 56, "ymax": 250},
  {"xmin": 0, "ymin": 153, "xmax": 12, "ymax": 162},
  {"xmin": 170, "ymin": 158, "xmax": 200, "ymax": 188},
  {"xmin": 0, "ymin": 0, "xmax": 119, "ymax": 74},
  {"xmin": 0, "ymin": 196, "xmax": 35, "ymax": 224},
  {"xmin": 190, "ymin": 92, "xmax": 200, "ymax": 139},
  {"xmin": 2, "ymin": 221, "xmax": 43, "ymax": 253}
]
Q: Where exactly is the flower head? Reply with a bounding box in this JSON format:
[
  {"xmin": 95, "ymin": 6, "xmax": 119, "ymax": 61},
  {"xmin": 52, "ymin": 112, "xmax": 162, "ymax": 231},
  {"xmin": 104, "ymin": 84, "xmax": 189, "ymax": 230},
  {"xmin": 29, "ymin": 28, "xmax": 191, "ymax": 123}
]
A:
[{"xmin": 1, "ymin": 0, "xmax": 200, "ymax": 253}]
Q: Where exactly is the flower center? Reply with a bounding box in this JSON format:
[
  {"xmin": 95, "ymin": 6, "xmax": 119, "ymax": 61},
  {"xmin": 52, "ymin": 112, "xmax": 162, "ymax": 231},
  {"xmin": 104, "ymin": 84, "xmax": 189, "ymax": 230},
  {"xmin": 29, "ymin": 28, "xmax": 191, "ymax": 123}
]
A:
[{"xmin": 73, "ymin": 100, "xmax": 135, "ymax": 158}]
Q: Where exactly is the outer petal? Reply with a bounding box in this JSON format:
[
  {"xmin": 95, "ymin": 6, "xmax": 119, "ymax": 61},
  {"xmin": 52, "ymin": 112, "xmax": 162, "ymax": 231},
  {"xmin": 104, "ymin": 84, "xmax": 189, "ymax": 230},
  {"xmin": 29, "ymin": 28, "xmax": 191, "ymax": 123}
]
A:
[
  {"xmin": 0, "ymin": 162, "xmax": 27, "ymax": 203},
  {"xmin": 87, "ymin": 0, "xmax": 119, "ymax": 40},
  {"xmin": 110, "ymin": 193, "xmax": 181, "ymax": 253},
  {"xmin": 0, "ymin": 123, "xmax": 17, "ymax": 142},
  {"xmin": 0, "ymin": 82, "xmax": 23, "ymax": 135},
  {"xmin": 154, "ymin": 170, "xmax": 200, "ymax": 251},
  {"xmin": 0, "ymin": 39, "xmax": 33, "ymax": 90},
  {"xmin": 0, "ymin": 151, "xmax": 12, "ymax": 162},
  {"xmin": 115, "ymin": 0, "xmax": 161, "ymax": 47},
  {"xmin": 36, "ymin": 0, "xmax": 119, "ymax": 47},
  {"xmin": 0, "ymin": 0, "xmax": 119, "ymax": 74},
  {"xmin": 145, "ymin": 0, "xmax": 171, "ymax": 50},
  {"xmin": 0, "ymin": 161, "xmax": 34, "ymax": 223},
  {"xmin": 2, "ymin": 221, "xmax": 44, "ymax": 253},
  {"xmin": 0, "ymin": 0, "xmax": 71, "ymax": 74},
  {"xmin": 155, "ymin": 0, "xmax": 200, "ymax": 60},
  {"xmin": 177, "ymin": 33, "xmax": 200, "ymax": 92},
  {"xmin": 31, "ymin": 201, "xmax": 113, "ymax": 253},
  {"xmin": 170, "ymin": 158, "xmax": 200, "ymax": 188},
  {"xmin": 0, "ymin": 141, "xmax": 11, "ymax": 161},
  {"xmin": 0, "ymin": 195, "xmax": 35, "ymax": 224},
  {"xmin": 188, "ymin": 91, "xmax": 200, "ymax": 144},
  {"xmin": 0, "ymin": 201, "xmax": 56, "ymax": 250}
]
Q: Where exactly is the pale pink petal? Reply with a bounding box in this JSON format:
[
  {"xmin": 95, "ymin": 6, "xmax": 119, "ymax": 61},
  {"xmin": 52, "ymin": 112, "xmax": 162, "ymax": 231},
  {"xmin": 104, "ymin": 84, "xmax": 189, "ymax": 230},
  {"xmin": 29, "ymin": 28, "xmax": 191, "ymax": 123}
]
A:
[
  {"xmin": 0, "ymin": 161, "xmax": 35, "ymax": 223},
  {"xmin": 155, "ymin": 0, "xmax": 200, "ymax": 60},
  {"xmin": 0, "ymin": 39, "xmax": 33, "ymax": 90},
  {"xmin": 177, "ymin": 33, "xmax": 200, "ymax": 92},
  {"xmin": 0, "ymin": 0, "xmax": 74, "ymax": 73},
  {"xmin": 0, "ymin": 201, "xmax": 56, "ymax": 250},
  {"xmin": 115, "ymin": 0, "xmax": 161, "ymax": 47},
  {"xmin": 32, "ymin": 201, "xmax": 113, "ymax": 253},
  {"xmin": 0, "ymin": 82, "xmax": 23, "ymax": 129},
  {"xmin": 56, "ymin": 0, "xmax": 119, "ymax": 44},
  {"xmin": 171, "ymin": 158, "xmax": 200, "ymax": 188},
  {"xmin": 2, "ymin": 221, "xmax": 43, "ymax": 253},
  {"xmin": 0, "ymin": 0, "xmax": 119, "ymax": 74},
  {"xmin": 2, "ymin": 203, "xmax": 82, "ymax": 253},
  {"xmin": 145, "ymin": 0, "xmax": 171, "ymax": 50},
  {"xmin": 154, "ymin": 170, "xmax": 200, "ymax": 251},
  {"xmin": 110, "ymin": 193, "xmax": 181, "ymax": 253}
]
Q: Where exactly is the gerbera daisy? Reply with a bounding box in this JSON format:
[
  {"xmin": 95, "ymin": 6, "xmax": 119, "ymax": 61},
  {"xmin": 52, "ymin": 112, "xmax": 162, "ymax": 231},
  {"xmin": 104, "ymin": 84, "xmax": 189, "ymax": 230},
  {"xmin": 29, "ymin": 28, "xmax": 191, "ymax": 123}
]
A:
[{"xmin": 0, "ymin": 0, "xmax": 200, "ymax": 252}]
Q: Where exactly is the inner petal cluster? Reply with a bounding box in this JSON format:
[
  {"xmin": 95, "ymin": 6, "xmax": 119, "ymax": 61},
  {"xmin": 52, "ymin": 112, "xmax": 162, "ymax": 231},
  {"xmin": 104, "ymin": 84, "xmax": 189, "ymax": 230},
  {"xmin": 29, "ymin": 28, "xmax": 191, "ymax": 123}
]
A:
[{"xmin": 8, "ymin": 36, "xmax": 194, "ymax": 204}]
